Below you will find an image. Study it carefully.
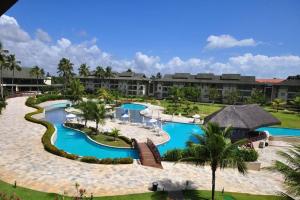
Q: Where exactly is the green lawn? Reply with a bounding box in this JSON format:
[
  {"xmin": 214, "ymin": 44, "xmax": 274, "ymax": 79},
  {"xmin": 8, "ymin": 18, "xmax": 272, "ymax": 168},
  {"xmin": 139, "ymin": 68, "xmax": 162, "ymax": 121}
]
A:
[
  {"xmin": 0, "ymin": 180, "xmax": 167, "ymax": 200},
  {"xmin": 269, "ymin": 111, "xmax": 300, "ymax": 129},
  {"xmin": 90, "ymin": 134, "xmax": 131, "ymax": 148},
  {"xmin": 183, "ymin": 190, "xmax": 279, "ymax": 200}
]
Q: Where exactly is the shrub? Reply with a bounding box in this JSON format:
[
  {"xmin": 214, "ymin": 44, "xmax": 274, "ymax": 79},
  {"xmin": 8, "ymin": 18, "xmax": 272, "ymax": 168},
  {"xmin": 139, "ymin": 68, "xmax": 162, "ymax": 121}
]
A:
[
  {"xmin": 80, "ymin": 156, "xmax": 99, "ymax": 163},
  {"xmin": 118, "ymin": 135, "xmax": 133, "ymax": 145},
  {"xmin": 64, "ymin": 122, "xmax": 85, "ymax": 130},
  {"xmin": 162, "ymin": 149, "xmax": 184, "ymax": 161},
  {"xmin": 236, "ymin": 148, "xmax": 259, "ymax": 162},
  {"xmin": 99, "ymin": 158, "xmax": 113, "ymax": 164}
]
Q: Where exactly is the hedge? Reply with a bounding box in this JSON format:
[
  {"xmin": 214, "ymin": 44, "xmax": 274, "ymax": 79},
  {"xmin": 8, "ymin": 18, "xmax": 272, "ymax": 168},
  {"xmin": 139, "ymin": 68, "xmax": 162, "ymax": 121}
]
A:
[{"xmin": 80, "ymin": 156, "xmax": 133, "ymax": 164}]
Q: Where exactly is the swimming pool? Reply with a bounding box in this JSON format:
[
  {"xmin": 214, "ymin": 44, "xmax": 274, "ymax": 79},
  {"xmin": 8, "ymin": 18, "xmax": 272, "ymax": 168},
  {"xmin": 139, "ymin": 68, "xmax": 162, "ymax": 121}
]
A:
[
  {"xmin": 257, "ymin": 127, "xmax": 300, "ymax": 137},
  {"xmin": 46, "ymin": 108, "xmax": 138, "ymax": 159},
  {"xmin": 121, "ymin": 103, "xmax": 147, "ymax": 111}
]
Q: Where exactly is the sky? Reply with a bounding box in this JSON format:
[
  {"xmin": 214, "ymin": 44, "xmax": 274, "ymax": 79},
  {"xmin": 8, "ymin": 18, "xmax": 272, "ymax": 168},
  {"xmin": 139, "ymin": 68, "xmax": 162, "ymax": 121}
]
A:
[{"xmin": 1, "ymin": 0, "xmax": 300, "ymax": 78}]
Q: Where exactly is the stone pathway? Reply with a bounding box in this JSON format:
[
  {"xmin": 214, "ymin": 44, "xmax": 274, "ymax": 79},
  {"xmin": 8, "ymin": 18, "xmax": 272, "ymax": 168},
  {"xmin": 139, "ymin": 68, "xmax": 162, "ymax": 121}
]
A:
[{"xmin": 0, "ymin": 97, "xmax": 287, "ymax": 196}]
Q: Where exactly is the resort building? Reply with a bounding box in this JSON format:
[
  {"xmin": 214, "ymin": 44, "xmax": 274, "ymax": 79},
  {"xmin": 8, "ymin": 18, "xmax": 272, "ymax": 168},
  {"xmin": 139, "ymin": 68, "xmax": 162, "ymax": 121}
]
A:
[
  {"xmin": 1, "ymin": 67, "xmax": 51, "ymax": 93},
  {"xmin": 78, "ymin": 71, "xmax": 300, "ymax": 103}
]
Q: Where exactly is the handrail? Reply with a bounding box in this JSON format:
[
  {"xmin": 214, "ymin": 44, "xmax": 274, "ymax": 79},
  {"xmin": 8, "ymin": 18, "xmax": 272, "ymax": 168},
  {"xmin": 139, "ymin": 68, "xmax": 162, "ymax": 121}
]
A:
[{"xmin": 146, "ymin": 138, "xmax": 161, "ymax": 163}]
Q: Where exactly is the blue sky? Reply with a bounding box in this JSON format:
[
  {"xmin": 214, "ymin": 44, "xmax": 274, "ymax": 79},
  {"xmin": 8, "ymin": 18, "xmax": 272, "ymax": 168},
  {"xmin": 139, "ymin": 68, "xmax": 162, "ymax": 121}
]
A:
[{"xmin": 1, "ymin": 0, "xmax": 300, "ymax": 77}]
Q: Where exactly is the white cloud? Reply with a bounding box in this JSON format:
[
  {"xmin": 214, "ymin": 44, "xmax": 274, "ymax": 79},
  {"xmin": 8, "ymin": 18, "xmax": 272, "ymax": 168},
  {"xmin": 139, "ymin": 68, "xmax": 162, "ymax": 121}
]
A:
[
  {"xmin": 0, "ymin": 15, "xmax": 299, "ymax": 78},
  {"xmin": 36, "ymin": 28, "xmax": 51, "ymax": 42},
  {"xmin": 205, "ymin": 34, "xmax": 256, "ymax": 49}
]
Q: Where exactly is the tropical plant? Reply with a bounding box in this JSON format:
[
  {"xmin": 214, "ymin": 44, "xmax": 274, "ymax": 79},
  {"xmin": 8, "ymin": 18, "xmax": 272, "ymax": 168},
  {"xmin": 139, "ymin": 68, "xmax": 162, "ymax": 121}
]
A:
[
  {"xmin": 0, "ymin": 42, "xmax": 9, "ymax": 98},
  {"xmin": 182, "ymin": 87, "xmax": 201, "ymax": 102},
  {"xmin": 110, "ymin": 128, "xmax": 120, "ymax": 141},
  {"xmin": 291, "ymin": 96, "xmax": 300, "ymax": 114},
  {"xmin": 126, "ymin": 68, "xmax": 132, "ymax": 72},
  {"xmin": 249, "ymin": 88, "xmax": 266, "ymax": 105},
  {"xmin": 95, "ymin": 66, "xmax": 105, "ymax": 79},
  {"xmin": 105, "ymin": 66, "xmax": 114, "ymax": 78},
  {"xmin": 78, "ymin": 63, "xmax": 90, "ymax": 77},
  {"xmin": 97, "ymin": 88, "xmax": 111, "ymax": 102},
  {"xmin": 78, "ymin": 101, "xmax": 94, "ymax": 127},
  {"xmin": 30, "ymin": 66, "xmax": 45, "ymax": 93},
  {"xmin": 6, "ymin": 54, "xmax": 21, "ymax": 94},
  {"xmin": 179, "ymin": 122, "xmax": 247, "ymax": 200},
  {"xmin": 156, "ymin": 72, "xmax": 162, "ymax": 79},
  {"xmin": 270, "ymin": 145, "xmax": 300, "ymax": 199},
  {"xmin": 208, "ymin": 87, "xmax": 220, "ymax": 104},
  {"xmin": 90, "ymin": 102, "xmax": 106, "ymax": 131},
  {"xmin": 67, "ymin": 79, "xmax": 85, "ymax": 102},
  {"xmin": 57, "ymin": 58, "xmax": 74, "ymax": 92},
  {"xmin": 272, "ymin": 98, "xmax": 286, "ymax": 112},
  {"xmin": 169, "ymin": 86, "xmax": 184, "ymax": 106},
  {"xmin": 224, "ymin": 90, "xmax": 240, "ymax": 105},
  {"xmin": 0, "ymin": 98, "xmax": 7, "ymax": 114}
]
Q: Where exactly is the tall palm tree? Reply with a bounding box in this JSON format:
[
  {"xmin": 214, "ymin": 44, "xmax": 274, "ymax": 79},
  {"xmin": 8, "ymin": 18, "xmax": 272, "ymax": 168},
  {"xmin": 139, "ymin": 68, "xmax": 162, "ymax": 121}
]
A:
[
  {"xmin": 6, "ymin": 54, "xmax": 21, "ymax": 94},
  {"xmin": 105, "ymin": 66, "xmax": 114, "ymax": 79},
  {"xmin": 179, "ymin": 122, "xmax": 247, "ymax": 200},
  {"xmin": 111, "ymin": 128, "xmax": 120, "ymax": 141},
  {"xmin": 30, "ymin": 66, "xmax": 45, "ymax": 93},
  {"xmin": 91, "ymin": 103, "xmax": 106, "ymax": 131},
  {"xmin": 78, "ymin": 101, "xmax": 94, "ymax": 127},
  {"xmin": 270, "ymin": 145, "xmax": 300, "ymax": 200},
  {"xmin": 0, "ymin": 42, "xmax": 9, "ymax": 98},
  {"xmin": 67, "ymin": 79, "xmax": 85, "ymax": 103},
  {"xmin": 57, "ymin": 58, "xmax": 74, "ymax": 92},
  {"xmin": 78, "ymin": 63, "xmax": 90, "ymax": 77}
]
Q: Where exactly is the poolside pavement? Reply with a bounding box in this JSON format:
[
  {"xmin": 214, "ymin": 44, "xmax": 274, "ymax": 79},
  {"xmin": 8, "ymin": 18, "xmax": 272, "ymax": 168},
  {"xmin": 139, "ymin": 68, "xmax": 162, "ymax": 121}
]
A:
[{"xmin": 0, "ymin": 97, "xmax": 289, "ymax": 196}]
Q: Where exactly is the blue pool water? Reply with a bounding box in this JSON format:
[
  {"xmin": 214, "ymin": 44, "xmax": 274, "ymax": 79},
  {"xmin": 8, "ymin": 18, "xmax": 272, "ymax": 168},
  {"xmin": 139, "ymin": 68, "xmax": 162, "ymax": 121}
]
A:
[
  {"xmin": 257, "ymin": 127, "xmax": 300, "ymax": 137},
  {"xmin": 46, "ymin": 108, "xmax": 138, "ymax": 159},
  {"xmin": 121, "ymin": 103, "xmax": 147, "ymax": 111}
]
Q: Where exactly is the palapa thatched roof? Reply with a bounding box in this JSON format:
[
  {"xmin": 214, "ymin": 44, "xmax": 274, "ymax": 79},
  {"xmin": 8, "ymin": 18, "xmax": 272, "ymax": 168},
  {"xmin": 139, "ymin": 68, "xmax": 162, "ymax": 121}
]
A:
[{"xmin": 204, "ymin": 104, "xmax": 281, "ymax": 130}]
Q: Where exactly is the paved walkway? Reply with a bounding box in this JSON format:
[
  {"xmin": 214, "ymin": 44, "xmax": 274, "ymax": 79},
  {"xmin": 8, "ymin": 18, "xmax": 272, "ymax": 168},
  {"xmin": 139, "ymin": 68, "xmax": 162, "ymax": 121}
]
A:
[{"xmin": 0, "ymin": 97, "xmax": 287, "ymax": 196}]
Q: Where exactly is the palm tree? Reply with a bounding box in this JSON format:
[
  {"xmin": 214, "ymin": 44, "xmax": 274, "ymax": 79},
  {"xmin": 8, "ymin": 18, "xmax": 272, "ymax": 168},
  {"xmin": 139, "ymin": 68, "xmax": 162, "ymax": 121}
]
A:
[
  {"xmin": 6, "ymin": 54, "xmax": 21, "ymax": 94},
  {"xmin": 30, "ymin": 66, "xmax": 45, "ymax": 93},
  {"xmin": 272, "ymin": 98, "xmax": 286, "ymax": 112},
  {"xmin": 57, "ymin": 58, "xmax": 74, "ymax": 92},
  {"xmin": 78, "ymin": 101, "xmax": 94, "ymax": 127},
  {"xmin": 67, "ymin": 79, "xmax": 85, "ymax": 103},
  {"xmin": 95, "ymin": 66, "xmax": 105, "ymax": 87},
  {"xmin": 270, "ymin": 145, "xmax": 300, "ymax": 199},
  {"xmin": 89, "ymin": 102, "xmax": 106, "ymax": 131},
  {"xmin": 0, "ymin": 42, "xmax": 9, "ymax": 98},
  {"xmin": 179, "ymin": 122, "xmax": 247, "ymax": 200},
  {"xmin": 292, "ymin": 96, "xmax": 300, "ymax": 114},
  {"xmin": 110, "ymin": 128, "xmax": 120, "ymax": 141},
  {"xmin": 78, "ymin": 63, "xmax": 90, "ymax": 77},
  {"xmin": 98, "ymin": 88, "xmax": 111, "ymax": 103},
  {"xmin": 169, "ymin": 86, "xmax": 184, "ymax": 106},
  {"xmin": 105, "ymin": 66, "xmax": 114, "ymax": 79}
]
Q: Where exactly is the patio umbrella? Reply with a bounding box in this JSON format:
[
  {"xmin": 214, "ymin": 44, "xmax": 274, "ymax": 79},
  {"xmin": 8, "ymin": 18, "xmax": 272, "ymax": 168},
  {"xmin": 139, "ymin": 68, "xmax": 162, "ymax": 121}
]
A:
[
  {"xmin": 66, "ymin": 113, "xmax": 76, "ymax": 119},
  {"xmin": 192, "ymin": 114, "xmax": 200, "ymax": 119},
  {"xmin": 121, "ymin": 113, "xmax": 129, "ymax": 118},
  {"xmin": 149, "ymin": 118, "xmax": 157, "ymax": 123}
]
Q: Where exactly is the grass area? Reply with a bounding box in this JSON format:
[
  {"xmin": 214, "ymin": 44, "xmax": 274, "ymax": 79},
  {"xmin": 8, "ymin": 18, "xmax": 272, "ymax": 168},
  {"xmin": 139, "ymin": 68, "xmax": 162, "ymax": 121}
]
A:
[
  {"xmin": 269, "ymin": 111, "xmax": 300, "ymax": 129},
  {"xmin": 90, "ymin": 133, "xmax": 131, "ymax": 148},
  {"xmin": 0, "ymin": 180, "xmax": 167, "ymax": 200},
  {"xmin": 183, "ymin": 190, "xmax": 279, "ymax": 200}
]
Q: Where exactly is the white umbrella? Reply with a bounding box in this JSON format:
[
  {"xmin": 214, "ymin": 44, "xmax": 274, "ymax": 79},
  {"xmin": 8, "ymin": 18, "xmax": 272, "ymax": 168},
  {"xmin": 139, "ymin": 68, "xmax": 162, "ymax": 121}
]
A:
[
  {"xmin": 66, "ymin": 113, "xmax": 76, "ymax": 118},
  {"xmin": 105, "ymin": 105, "xmax": 112, "ymax": 109},
  {"xmin": 121, "ymin": 114, "xmax": 129, "ymax": 118},
  {"xmin": 192, "ymin": 114, "xmax": 200, "ymax": 119},
  {"xmin": 149, "ymin": 118, "xmax": 157, "ymax": 123}
]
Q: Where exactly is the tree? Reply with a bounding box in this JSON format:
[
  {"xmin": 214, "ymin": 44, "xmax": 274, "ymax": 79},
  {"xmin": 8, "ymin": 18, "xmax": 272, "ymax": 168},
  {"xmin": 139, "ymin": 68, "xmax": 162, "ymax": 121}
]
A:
[
  {"xmin": 292, "ymin": 96, "xmax": 300, "ymax": 114},
  {"xmin": 270, "ymin": 145, "xmax": 300, "ymax": 199},
  {"xmin": 95, "ymin": 66, "xmax": 105, "ymax": 86},
  {"xmin": 272, "ymin": 98, "xmax": 286, "ymax": 112},
  {"xmin": 98, "ymin": 88, "xmax": 111, "ymax": 102},
  {"xmin": 180, "ymin": 122, "xmax": 247, "ymax": 200},
  {"xmin": 90, "ymin": 103, "xmax": 106, "ymax": 131},
  {"xmin": 78, "ymin": 63, "xmax": 90, "ymax": 77},
  {"xmin": 105, "ymin": 66, "xmax": 114, "ymax": 79},
  {"xmin": 57, "ymin": 58, "xmax": 74, "ymax": 92},
  {"xmin": 156, "ymin": 72, "xmax": 162, "ymax": 79},
  {"xmin": 6, "ymin": 54, "xmax": 21, "ymax": 94},
  {"xmin": 169, "ymin": 86, "xmax": 184, "ymax": 105},
  {"xmin": 111, "ymin": 128, "xmax": 120, "ymax": 141},
  {"xmin": 0, "ymin": 42, "xmax": 9, "ymax": 98},
  {"xmin": 67, "ymin": 79, "xmax": 85, "ymax": 103},
  {"xmin": 208, "ymin": 87, "xmax": 220, "ymax": 104},
  {"xmin": 126, "ymin": 68, "xmax": 132, "ymax": 72},
  {"xmin": 78, "ymin": 101, "xmax": 94, "ymax": 127},
  {"xmin": 182, "ymin": 87, "xmax": 201, "ymax": 102},
  {"xmin": 224, "ymin": 90, "xmax": 240, "ymax": 105},
  {"xmin": 249, "ymin": 88, "xmax": 266, "ymax": 105},
  {"xmin": 30, "ymin": 66, "xmax": 45, "ymax": 93}
]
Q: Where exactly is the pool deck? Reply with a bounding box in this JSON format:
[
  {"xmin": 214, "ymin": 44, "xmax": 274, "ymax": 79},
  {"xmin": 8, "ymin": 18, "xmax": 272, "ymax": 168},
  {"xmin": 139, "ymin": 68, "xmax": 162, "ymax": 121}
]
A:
[{"xmin": 0, "ymin": 97, "xmax": 292, "ymax": 196}]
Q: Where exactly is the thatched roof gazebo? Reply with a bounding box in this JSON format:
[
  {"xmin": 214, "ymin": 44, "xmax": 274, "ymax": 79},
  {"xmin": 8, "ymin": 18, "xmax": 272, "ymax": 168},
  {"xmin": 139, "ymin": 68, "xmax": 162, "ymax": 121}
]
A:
[{"xmin": 204, "ymin": 104, "xmax": 281, "ymax": 141}]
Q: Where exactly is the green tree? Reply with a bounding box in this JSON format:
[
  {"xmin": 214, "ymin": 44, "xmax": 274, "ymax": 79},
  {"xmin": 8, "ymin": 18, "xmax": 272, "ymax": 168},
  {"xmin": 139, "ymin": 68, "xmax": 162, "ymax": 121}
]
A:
[
  {"xmin": 182, "ymin": 87, "xmax": 201, "ymax": 102},
  {"xmin": 57, "ymin": 58, "xmax": 74, "ymax": 92},
  {"xmin": 30, "ymin": 66, "xmax": 45, "ymax": 93},
  {"xmin": 270, "ymin": 145, "xmax": 300, "ymax": 199},
  {"xmin": 6, "ymin": 54, "xmax": 21, "ymax": 94},
  {"xmin": 180, "ymin": 122, "xmax": 247, "ymax": 200},
  {"xmin": 272, "ymin": 98, "xmax": 286, "ymax": 112},
  {"xmin": 0, "ymin": 98, "xmax": 7, "ymax": 114},
  {"xmin": 78, "ymin": 101, "xmax": 94, "ymax": 127},
  {"xmin": 0, "ymin": 42, "xmax": 9, "ymax": 98},
  {"xmin": 98, "ymin": 88, "xmax": 111, "ymax": 103},
  {"xmin": 249, "ymin": 88, "xmax": 266, "ymax": 105},
  {"xmin": 111, "ymin": 128, "xmax": 120, "ymax": 141},
  {"xmin": 292, "ymin": 96, "xmax": 300, "ymax": 114},
  {"xmin": 78, "ymin": 63, "xmax": 90, "ymax": 77},
  {"xmin": 105, "ymin": 66, "xmax": 114, "ymax": 79},
  {"xmin": 67, "ymin": 79, "xmax": 85, "ymax": 103},
  {"xmin": 90, "ymin": 102, "xmax": 106, "ymax": 131},
  {"xmin": 208, "ymin": 87, "xmax": 220, "ymax": 104},
  {"xmin": 224, "ymin": 90, "xmax": 240, "ymax": 105},
  {"xmin": 169, "ymin": 86, "xmax": 184, "ymax": 106}
]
